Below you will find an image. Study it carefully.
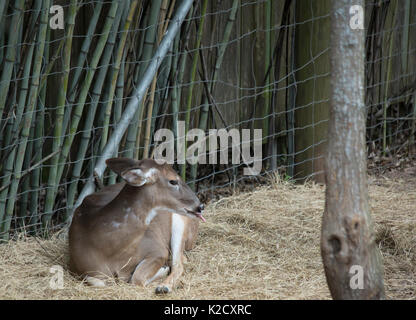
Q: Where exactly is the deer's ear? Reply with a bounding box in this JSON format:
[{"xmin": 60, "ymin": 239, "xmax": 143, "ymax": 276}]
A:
[
  {"xmin": 106, "ymin": 158, "xmax": 138, "ymax": 175},
  {"xmin": 120, "ymin": 168, "xmax": 158, "ymax": 187}
]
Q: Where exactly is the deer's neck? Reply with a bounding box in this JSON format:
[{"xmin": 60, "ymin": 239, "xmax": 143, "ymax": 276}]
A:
[{"xmin": 117, "ymin": 184, "xmax": 160, "ymax": 226}]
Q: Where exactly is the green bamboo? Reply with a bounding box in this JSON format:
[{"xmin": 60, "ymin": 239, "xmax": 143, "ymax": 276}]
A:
[
  {"xmin": 132, "ymin": 0, "xmax": 172, "ymax": 160},
  {"xmin": 16, "ymin": 19, "xmax": 34, "ymax": 224},
  {"xmin": 173, "ymin": 6, "xmax": 195, "ymax": 135},
  {"xmin": 0, "ymin": 43, "xmax": 35, "ymax": 226},
  {"xmin": 143, "ymin": 0, "xmax": 172, "ymax": 158},
  {"xmin": 0, "ymin": 0, "xmax": 7, "ymax": 25},
  {"xmin": 108, "ymin": 53, "xmax": 127, "ymax": 185},
  {"xmin": 29, "ymin": 25, "xmax": 50, "ymax": 234},
  {"xmin": 152, "ymin": 0, "xmax": 175, "ymax": 112},
  {"xmin": 39, "ymin": 39, "xmax": 65, "ymax": 91},
  {"xmin": 171, "ymin": 33, "xmax": 181, "ymax": 142},
  {"xmin": 1, "ymin": 4, "xmax": 35, "ymax": 157},
  {"xmin": 0, "ymin": 0, "xmax": 25, "ymax": 136},
  {"xmin": 181, "ymin": 0, "xmax": 209, "ymax": 180},
  {"xmin": 42, "ymin": 0, "xmax": 78, "ymax": 227},
  {"xmin": 19, "ymin": 123, "xmax": 35, "ymax": 228},
  {"xmin": 1, "ymin": 0, "xmax": 50, "ymax": 241},
  {"xmin": 0, "ymin": 14, "xmax": 20, "ymax": 204},
  {"xmin": 133, "ymin": 88, "xmax": 149, "ymax": 159},
  {"xmin": 130, "ymin": 3, "xmax": 149, "ymax": 99},
  {"xmin": 100, "ymin": 0, "xmax": 138, "ymax": 153},
  {"xmin": 148, "ymin": 0, "xmax": 175, "ymax": 154},
  {"xmin": 124, "ymin": 0, "xmax": 162, "ymax": 158},
  {"xmin": 61, "ymin": 0, "xmax": 104, "ymax": 145},
  {"xmin": 65, "ymin": 0, "xmax": 125, "ymax": 217},
  {"xmin": 0, "ymin": 81, "xmax": 17, "ymax": 230},
  {"xmin": 67, "ymin": 0, "xmax": 104, "ymax": 98},
  {"xmin": 166, "ymin": 6, "xmax": 194, "ymax": 165},
  {"xmin": 43, "ymin": 1, "xmax": 119, "ymax": 226},
  {"xmin": 143, "ymin": 77, "xmax": 158, "ymax": 158},
  {"xmin": 0, "ymin": 4, "xmax": 5, "ymax": 64}
]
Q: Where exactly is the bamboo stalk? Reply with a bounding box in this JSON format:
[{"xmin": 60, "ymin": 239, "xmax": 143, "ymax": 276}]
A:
[
  {"xmin": 0, "ymin": 0, "xmax": 7, "ymax": 25},
  {"xmin": 169, "ymin": 5, "xmax": 195, "ymax": 152},
  {"xmin": 0, "ymin": 42, "xmax": 35, "ymax": 225},
  {"xmin": 100, "ymin": 0, "xmax": 138, "ymax": 154},
  {"xmin": 133, "ymin": 88, "xmax": 149, "ymax": 159},
  {"xmin": 124, "ymin": 0, "xmax": 163, "ymax": 158},
  {"xmin": 128, "ymin": 9, "xmax": 149, "ymax": 159},
  {"xmin": 0, "ymin": 1, "xmax": 6, "ymax": 65},
  {"xmin": 74, "ymin": 0, "xmax": 194, "ymax": 212},
  {"xmin": 108, "ymin": 53, "xmax": 127, "ymax": 185},
  {"xmin": 28, "ymin": 21, "xmax": 51, "ymax": 233},
  {"xmin": 17, "ymin": 10, "xmax": 51, "ymax": 230},
  {"xmin": 0, "ymin": 0, "xmax": 25, "ymax": 131},
  {"xmin": 61, "ymin": 0, "xmax": 105, "ymax": 144},
  {"xmin": 0, "ymin": 151, "xmax": 60, "ymax": 194},
  {"xmin": 19, "ymin": 123, "xmax": 35, "ymax": 228},
  {"xmin": 1, "ymin": 0, "xmax": 50, "ymax": 241},
  {"xmin": 143, "ymin": 77, "xmax": 158, "ymax": 158},
  {"xmin": 147, "ymin": 0, "xmax": 176, "ymax": 157},
  {"xmin": 43, "ymin": 1, "xmax": 119, "ymax": 226},
  {"xmin": 43, "ymin": 0, "xmax": 78, "ymax": 226},
  {"xmin": 181, "ymin": 0, "xmax": 209, "ymax": 180},
  {"xmin": 67, "ymin": 0, "xmax": 104, "ymax": 103},
  {"xmin": 171, "ymin": 34, "xmax": 181, "ymax": 142},
  {"xmin": 130, "ymin": 3, "xmax": 150, "ymax": 96},
  {"xmin": 65, "ymin": 1, "xmax": 126, "ymax": 217},
  {"xmin": 142, "ymin": 0, "xmax": 172, "ymax": 159},
  {"xmin": 29, "ymin": 83, "xmax": 46, "ymax": 234}
]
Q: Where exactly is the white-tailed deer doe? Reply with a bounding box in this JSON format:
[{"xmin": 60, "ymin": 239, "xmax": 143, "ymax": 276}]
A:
[{"xmin": 69, "ymin": 158, "xmax": 205, "ymax": 294}]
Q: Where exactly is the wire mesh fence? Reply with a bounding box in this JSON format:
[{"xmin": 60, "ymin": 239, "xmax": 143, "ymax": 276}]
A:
[{"xmin": 0, "ymin": 0, "xmax": 415, "ymax": 241}]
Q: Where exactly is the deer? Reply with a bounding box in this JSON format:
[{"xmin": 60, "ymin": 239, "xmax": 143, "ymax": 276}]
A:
[{"xmin": 68, "ymin": 158, "xmax": 205, "ymax": 294}]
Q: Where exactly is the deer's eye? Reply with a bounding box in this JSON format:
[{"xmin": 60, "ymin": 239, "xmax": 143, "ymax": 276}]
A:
[{"xmin": 169, "ymin": 180, "xmax": 178, "ymax": 186}]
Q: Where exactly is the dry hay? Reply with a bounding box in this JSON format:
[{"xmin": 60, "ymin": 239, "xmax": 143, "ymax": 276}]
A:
[{"xmin": 0, "ymin": 174, "xmax": 415, "ymax": 300}]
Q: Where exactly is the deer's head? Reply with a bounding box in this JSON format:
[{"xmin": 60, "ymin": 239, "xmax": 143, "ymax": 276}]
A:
[{"xmin": 106, "ymin": 158, "xmax": 205, "ymax": 222}]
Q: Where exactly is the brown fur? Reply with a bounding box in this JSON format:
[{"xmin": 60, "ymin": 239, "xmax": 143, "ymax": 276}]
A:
[{"xmin": 69, "ymin": 158, "xmax": 202, "ymax": 293}]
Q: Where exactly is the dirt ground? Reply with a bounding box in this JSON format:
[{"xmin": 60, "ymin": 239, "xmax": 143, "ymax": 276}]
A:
[{"xmin": 0, "ymin": 172, "xmax": 415, "ymax": 300}]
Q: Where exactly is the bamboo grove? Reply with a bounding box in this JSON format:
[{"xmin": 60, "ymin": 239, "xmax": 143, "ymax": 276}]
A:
[
  {"xmin": 0, "ymin": 0, "xmax": 243, "ymax": 240},
  {"xmin": 0, "ymin": 0, "xmax": 415, "ymax": 241}
]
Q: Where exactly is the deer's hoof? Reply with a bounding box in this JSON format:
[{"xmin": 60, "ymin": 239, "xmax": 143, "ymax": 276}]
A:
[{"xmin": 155, "ymin": 285, "xmax": 171, "ymax": 294}]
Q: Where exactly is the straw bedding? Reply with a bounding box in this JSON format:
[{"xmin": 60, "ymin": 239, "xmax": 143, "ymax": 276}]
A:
[{"xmin": 0, "ymin": 174, "xmax": 415, "ymax": 300}]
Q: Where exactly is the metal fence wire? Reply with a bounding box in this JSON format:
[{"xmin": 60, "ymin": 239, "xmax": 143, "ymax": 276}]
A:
[{"xmin": 0, "ymin": 0, "xmax": 415, "ymax": 240}]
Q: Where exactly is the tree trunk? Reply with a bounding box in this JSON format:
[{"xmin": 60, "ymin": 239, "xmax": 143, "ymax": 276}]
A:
[{"xmin": 321, "ymin": 0, "xmax": 386, "ymax": 300}]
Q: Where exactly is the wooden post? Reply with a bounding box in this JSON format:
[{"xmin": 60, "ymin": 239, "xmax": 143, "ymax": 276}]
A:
[{"xmin": 321, "ymin": 0, "xmax": 386, "ymax": 299}]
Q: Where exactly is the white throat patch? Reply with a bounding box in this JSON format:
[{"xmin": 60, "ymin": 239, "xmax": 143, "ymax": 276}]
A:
[{"xmin": 145, "ymin": 206, "xmax": 177, "ymax": 225}]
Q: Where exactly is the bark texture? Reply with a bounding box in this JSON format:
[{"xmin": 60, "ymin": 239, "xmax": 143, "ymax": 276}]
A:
[{"xmin": 321, "ymin": 0, "xmax": 386, "ymax": 300}]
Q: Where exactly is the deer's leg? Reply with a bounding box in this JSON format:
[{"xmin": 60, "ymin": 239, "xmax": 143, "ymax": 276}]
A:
[
  {"xmin": 84, "ymin": 276, "xmax": 105, "ymax": 287},
  {"xmin": 82, "ymin": 265, "xmax": 113, "ymax": 287},
  {"xmin": 130, "ymin": 257, "xmax": 169, "ymax": 286},
  {"xmin": 156, "ymin": 214, "xmax": 186, "ymax": 294}
]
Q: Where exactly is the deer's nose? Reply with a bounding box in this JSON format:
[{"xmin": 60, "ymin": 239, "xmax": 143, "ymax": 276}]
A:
[{"xmin": 197, "ymin": 204, "xmax": 204, "ymax": 212}]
